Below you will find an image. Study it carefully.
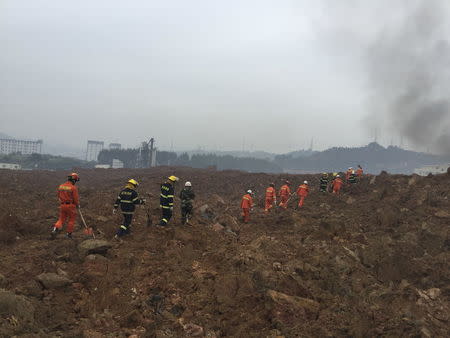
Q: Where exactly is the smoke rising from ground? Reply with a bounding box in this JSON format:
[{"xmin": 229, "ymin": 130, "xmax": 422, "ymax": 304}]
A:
[{"xmin": 366, "ymin": 0, "xmax": 450, "ymax": 154}]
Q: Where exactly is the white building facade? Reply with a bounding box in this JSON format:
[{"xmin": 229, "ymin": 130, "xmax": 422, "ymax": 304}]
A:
[
  {"xmin": 414, "ymin": 164, "xmax": 450, "ymax": 176},
  {"xmin": 0, "ymin": 139, "xmax": 43, "ymax": 155}
]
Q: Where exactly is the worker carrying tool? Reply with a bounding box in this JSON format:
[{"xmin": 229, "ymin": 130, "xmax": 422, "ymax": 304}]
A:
[
  {"xmin": 241, "ymin": 190, "xmax": 254, "ymax": 223},
  {"xmin": 113, "ymin": 179, "xmax": 145, "ymax": 238},
  {"xmin": 51, "ymin": 172, "xmax": 80, "ymax": 239},
  {"xmin": 346, "ymin": 167, "xmax": 353, "ymax": 181},
  {"xmin": 278, "ymin": 180, "xmax": 291, "ymax": 209},
  {"xmin": 319, "ymin": 173, "xmax": 329, "ymax": 192},
  {"xmin": 264, "ymin": 183, "xmax": 277, "ymax": 213},
  {"xmin": 179, "ymin": 181, "xmax": 195, "ymax": 225},
  {"xmin": 160, "ymin": 175, "xmax": 179, "ymax": 226},
  {"xmin": 332, "ymin": 175, "xmax": 344, "ymax": 194},
  {"xmin": 296, "ymin": 181, "xmax": 309, "ymax": 208},
  {"xmin": 356, "ymin": 165, "xmax": 363, "ymax": 177}
]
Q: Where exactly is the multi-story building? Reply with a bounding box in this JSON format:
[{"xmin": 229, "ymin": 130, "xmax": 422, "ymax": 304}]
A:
[
  {"xmin": 109, "ymin": 143, "xmax": 121, "ymax": 150},
  {"xmin": 0, "ymin": 138, "xmax": 43, "ymax": 155},
  {"xmin": 85, "ymin": 140, "xmax": 104, "ymax": 162}
]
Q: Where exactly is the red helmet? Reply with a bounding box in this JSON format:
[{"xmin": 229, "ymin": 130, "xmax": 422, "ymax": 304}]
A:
[{"xmin": 69, "ymin": 172, "xmax": 80, "ymax": 181}]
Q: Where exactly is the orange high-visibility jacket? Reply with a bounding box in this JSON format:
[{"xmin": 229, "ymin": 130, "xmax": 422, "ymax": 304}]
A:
[
  {"xmin": 241, "ymin": 194, "xmax": 253, "ymax": 209},
  {"xmin": 296, "ymin": 184, "xmax": 309, "ymax": 197},
  {"xmin": 356, "ymin": 168, "xmax": 363, "ymax": 177},
  {"xmin": 265, "ymin": 186, "xmax": 276, "ymax": 199},
  {"xmin": 279, "ymin": 184, "xmax": 291, "ymax": 197},
  {"xmin": 57, "ymin": 181, "xmax": 79, "ymax": 205},
  {"xmin": 332, "ymin": 178, "xmax": 343, "ymax": 189}
]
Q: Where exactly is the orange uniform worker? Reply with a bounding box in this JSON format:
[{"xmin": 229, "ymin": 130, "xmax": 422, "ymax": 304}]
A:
[
  {"xmin": 240, "ymin": 190, "xmax": 254, "ymax": 223},
  {"xmin": 356, "ymin": 165, "xmax": 363, "ymax": 177},
  {"xmin": 296, "ymin": 180, "xmax": 309, "ymax": 208},
  {"xmin": 264, "ymin": 183, "xmax": 277, "ymax": 213},
  {"xmin": 51, "ymin": 173, "xmax": 80, "ymax": 239},
  {"xmin": 332, "ymin": 175, "xmax": 344, "ymax": 194},
  {"xmin": 279, "ymin": 180, "xmax": 292, "ymax": 209}
]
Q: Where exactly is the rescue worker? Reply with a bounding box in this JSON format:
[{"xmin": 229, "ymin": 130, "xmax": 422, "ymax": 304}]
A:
[
  {"xmin": 332, "ymin": 174, "xmax": 344, "ymax": 194},
  {"xmin": 113, "ymin": 179, "xmax": 145, "ymax": 238},
  {"xmin": 319, "ymin": 173, "xmax": 329, "ymax": 192},
  {"xmin": 160, "ymin": 175, "xmax": 179, "ymax": 226},
  {"xmin": 349, "ymin": 170, "xmax": 357, "ymax": 184},
  {"xmin": 356, "ymin": 165, "xmax": 364, "ymax": 178},
  {"xmin": 264, "ymin": 183, "xmax": 277, "ymax": 213},
  {"xmin": 179, "ymin": 181, "xmax": 195, "ymax": 224},
  {"xmin": 241, "ymin": 190, "xmax": 253, "ymax": 223},
  {"xmin": 329, "ymin": 172, "xmax": 338, "ymax": 192},
  {"xmin": 51, "ymin": 172, "xmax": 80, "ymax": 239},
  {"xmin": 278, "ymin": 180, "xmax": 292, "ymax": 209},
  {"xmin": 296, "ymin": 181, "xmax": 309, "ymax": 208},
  {"xmin": 345, "ymin": 167, "xmax": 353, "ymax": 181}
]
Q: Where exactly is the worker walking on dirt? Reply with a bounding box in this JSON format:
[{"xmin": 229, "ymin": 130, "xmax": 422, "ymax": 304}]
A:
[
  {"xmin": 345, "ymin": 167, "xmax": 353, "ymax": 181},
  {"xmin": 278, "ymin": 180, "xmax": 292, "ymax": 209},
  {"xmin": 356, "ymin": 165, "xmax": 364, "ymax": 178},
  {"xmin": 241, "ymin": 190, "xmax": 254, "ymax": 223},
  {"xmin": 264, "ymin": 183, "xmax": 277, "ymax": 213},
  {"xmin": 113, "ymin": 179, "xmax": 145, "ymax": 239},
  {"xmin": 51, "ymin": 173, "xmax": 80, "ymax": 239},
  {"xmin": 348, "ymin": 170, "xmax": 357, "ymax": 184},
  {"xmin": 179, "ymin": 181, "xmax": 195, "ymax": 225},
  {"xmin": 332, "ymin": 175, "xmax": 344, "ymax": 194},
  {"xmin": 319, "ymin": 173, "xmax": 329, "ymax": 192},
  {"xmin": 296, "ymin": 181, "xmax": 309, "ymax": 208},
  {"xmin": 160, "ymin": 175, "xmax": 179, "ymax": 226}
]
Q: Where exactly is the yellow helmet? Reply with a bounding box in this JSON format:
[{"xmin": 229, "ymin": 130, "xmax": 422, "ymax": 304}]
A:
[
  {"xmin": 128, "ymin": 179, "xmax": 139, "ymax": 187},
  {"xmin": 168, "ymin": 175, "xmax": 179, "ymax": 182}
]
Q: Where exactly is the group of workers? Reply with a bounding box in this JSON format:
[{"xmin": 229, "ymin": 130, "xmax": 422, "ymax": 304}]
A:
[
  {"xmin": 51, "ymin": 165, "xmax": 364, "ymax": 238},
  {"xmin": 51, "ymin": 173, "xmax": 195, "ymax": 240},
  {"xmin": 240, "ymin": 165, "xmax": 364, "ymax": 223}
]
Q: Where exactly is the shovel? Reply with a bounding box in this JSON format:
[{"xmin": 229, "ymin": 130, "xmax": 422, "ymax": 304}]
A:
[{"xmin": 78, "ymin": 207, "xmax": 95, "ymax": 238}]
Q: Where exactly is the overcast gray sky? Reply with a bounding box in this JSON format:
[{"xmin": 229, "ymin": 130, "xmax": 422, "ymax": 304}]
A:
[{"xmin": 1, "ymin": 0, "xmax": 450, "ymax": 154}]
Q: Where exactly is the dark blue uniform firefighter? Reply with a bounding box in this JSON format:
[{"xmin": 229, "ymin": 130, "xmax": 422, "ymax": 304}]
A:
[
  {"xmin": 160, "ymin": 175, "xmax": 179, "ymax": 226},
  {"xmin": 113, "ymin": 179, "xmax": 145, "ymax": 238}
]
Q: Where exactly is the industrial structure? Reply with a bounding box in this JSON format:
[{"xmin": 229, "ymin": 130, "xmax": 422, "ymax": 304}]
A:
[
  {"xmin": 414, "ymin": 164, "xmax": 450, "ymax": 176},
  {"xmin": 0, "ymin": 138, "xmax": 43, "ymax": 155},
  {"xmin": 85, "ymin": 140, "xmax": 104, "ymax": 162},
  {"xmin": 137, "ymin": 138, "xmax": 156, "ymax": 168},
  {"xmin": 0, "ymin": 163, "xmax": 21, "ymax": 170},
  {"xmin": 109, "ymin": 143, "xmax": 121, "ymax": 150}
]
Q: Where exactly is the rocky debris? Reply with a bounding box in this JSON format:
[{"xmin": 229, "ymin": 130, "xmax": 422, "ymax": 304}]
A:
[
  {"xmin": 82, "ymin": 254, "xmax": 109, "ymax": 279},
  {"xmin": 0, "ymin": 289, "xmax": 35, "ymax": 323},
  {"xmin": 198, "ymin": 204, "xmax": 215, "ymax": 220},
  {"xmin": 212, "ymin": 223, "xmax": 225, "ymax": 232},
  {"xmin": 78, "ymin": 239, "xmax": 112, "ymax": 257},
  {"xmin": 179, "ymin": 318, "xmax": 204, "ymax": 337},
  {"xmin": 272, "ymin": 262, "xmax": 282, "ymax": 271},
  {"xmin": 434, "ymin": 210, "xmax": 450, "ymax": 218},
  {"xmin": 346, "ymin": 196, "xmax": 355, "ymax": 205},
  {"xmin": 369, "ymin": 175, "xmax": 376, "ymax": 185},
  {"xmin": 96, "ymin": 216, "xmax": 109, "ymax": 222},
  {"xmin": 0, "ymin": 273, "xmax": 7, "ymax": 288},
  {"xmin": 267, "ymin": 290, "xmax": 319, "ymax": 314},
  {"xmin": 36, "ymin": 273, "xmax": 73, "ymax": 289}
]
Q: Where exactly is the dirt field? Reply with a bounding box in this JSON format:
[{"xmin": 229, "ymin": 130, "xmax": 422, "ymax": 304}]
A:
[{"xmin": 0, "ymin": 167, "xmax": 449, "ymax": 337}]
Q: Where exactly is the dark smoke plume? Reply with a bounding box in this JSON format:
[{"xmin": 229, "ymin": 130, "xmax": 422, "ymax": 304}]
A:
[{"xmin": 367, "ymin": 0, "xmax": 450, "ymax": 154}]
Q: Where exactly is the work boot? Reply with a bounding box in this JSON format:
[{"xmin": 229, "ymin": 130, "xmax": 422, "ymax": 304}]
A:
[
  {"xmin": 66, "ymin": 232, "xmax": 73, "ymax": 239},
  {"xmin": 50, "ymin": 227, "xmax": 59, "ymax": 240}
]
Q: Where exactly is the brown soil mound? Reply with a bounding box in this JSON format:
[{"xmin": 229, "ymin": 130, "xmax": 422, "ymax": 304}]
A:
[{"xmin": 0, "ymin": 168, "xmax": 449, "ymax": 337}]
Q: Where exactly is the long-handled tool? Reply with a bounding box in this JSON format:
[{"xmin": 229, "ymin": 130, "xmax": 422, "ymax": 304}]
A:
[
  {"xmin": 78, "ymin": 207, "xmax": 95, "ymax": 238},
  {"xmin": 145, "ymin": 193, "xmax": 153, "ymax": 227}
]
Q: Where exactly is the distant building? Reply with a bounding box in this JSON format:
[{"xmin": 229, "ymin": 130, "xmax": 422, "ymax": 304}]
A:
[
  {"xmin": 414, "ymin": 164, "xmax": 450, "ymax": 176},
  {"xmin": 112, "ymin": 159, "xmax": 124, "ymax": 169},
  {"xmin": 109, "ymin": 143, "xmax": 121, "ymax": 150},
  {"xmin": 85, "ymin": 140, "xmax": 104, "ymax": 162},
  {"xmin": 0, "ymin": 163, "xmax": 21, "ymax": 170},
  {"xmin": 0, "ymin": 138, "xmax": 43, "ymax": 155},
  {"xmin": 95, "ymin": 164, "xmax": 111, "ymax": 169}
]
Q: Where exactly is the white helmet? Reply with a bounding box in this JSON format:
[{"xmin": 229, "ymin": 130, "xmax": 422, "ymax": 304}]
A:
[
  {"xmin": 336, "ymin": 174, "xmax": 340, "ymax": 177},
  {"xmin": 185, "ymin": 181, "xmax": 192, "ymax": 187},
  {"xmin": 348, "ymin": 167, "xmax": 353, "ymax": 170},
  {"xmin": 303, "ymin": 180, "xmax": 308, "ymax": 184},
  {"xmin": 247, "ymin": 189, "xmax": 252, "ymax": 194}
]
